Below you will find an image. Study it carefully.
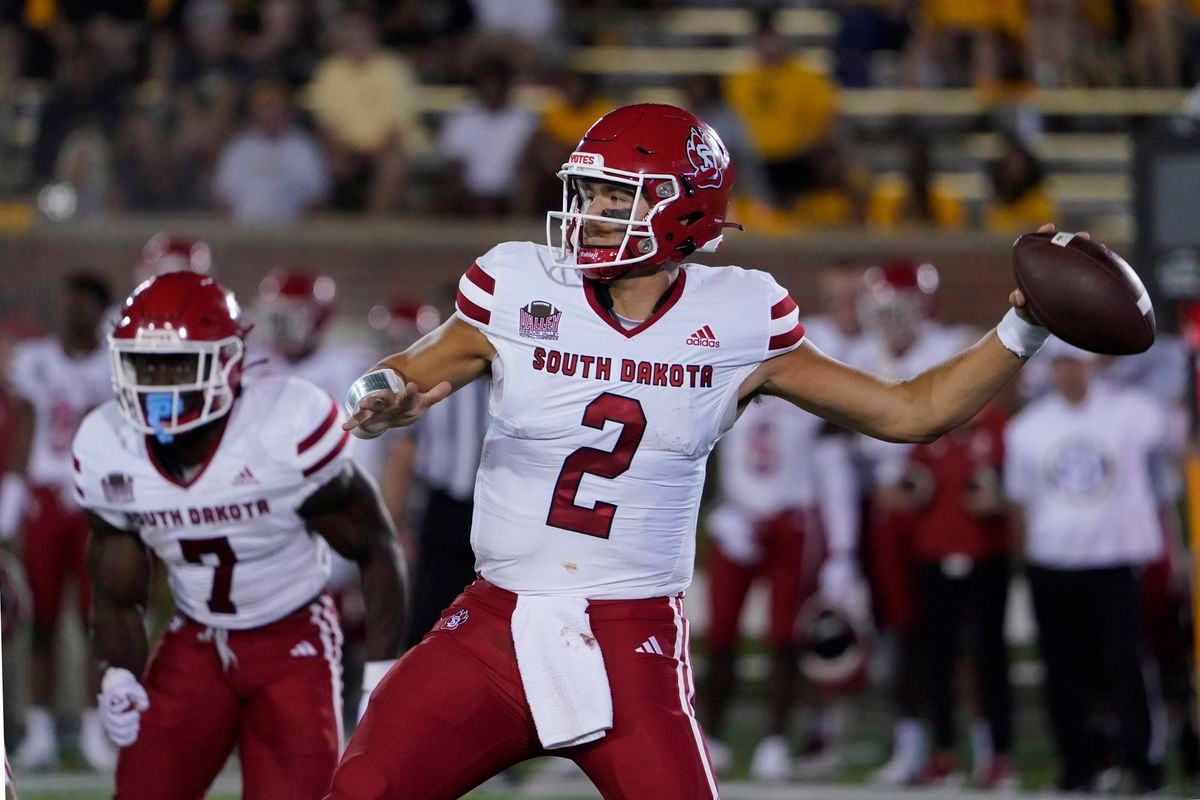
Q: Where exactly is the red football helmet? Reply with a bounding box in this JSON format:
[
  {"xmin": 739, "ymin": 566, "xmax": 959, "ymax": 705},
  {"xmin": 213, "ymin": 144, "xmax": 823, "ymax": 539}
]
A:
[
  {"xmin": 859, "ymin": 258, "xmax": 940, "ymax": 350},
  {"xmin": 257, "ymin": 269, "xmax": 336, "ymax": 359},
  {"xmin": 136, "ymin": 233, "xmax": 214, "ymax": 284},
  {"xmin": 367, "ymin": 298, "xmax": 441, "ymax": 352},
  {"xmin": 110, "ymin": 272, "xmax": 246, "ymax": 440},
  {"xmin": 797, "ymin": 595, "xmax": 870, "ymax": 696},
  {"xmin": 547, "ymin": 103, "xmax": 736, "ymax": 281}
]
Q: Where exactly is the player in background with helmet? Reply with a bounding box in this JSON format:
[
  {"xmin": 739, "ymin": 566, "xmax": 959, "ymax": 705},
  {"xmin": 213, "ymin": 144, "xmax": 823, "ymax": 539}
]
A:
[
  {"xmin": 897, "ymin": 401, "xmax": 1015, "ymax": 788},
  {"xmin": 73, "ymin": 272, "xmax": 408, "ymax": 800},
  {"xmin": 335, "ymin": 103, "xmax": 1062, "ymax": 800},
  {"xmin": 134, "ymin": 234, "xmax": 214, "ymax": 286},
  {"xmin": 698, "ymin": 394, "xmax": 861, "ymax": 781},
  {"xmin": 841, "ymin": 259, "xmax": 975, "ymax": 786},
  {"xmin": 2, "ymin": 273, "xmax": 116, "ymax": 772}
]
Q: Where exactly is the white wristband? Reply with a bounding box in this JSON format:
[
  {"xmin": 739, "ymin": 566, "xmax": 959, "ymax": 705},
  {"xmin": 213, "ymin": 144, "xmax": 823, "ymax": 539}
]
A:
[
  {"xmin": 362, "ymin": 659, "xmax": 396, "ymax": 695},
  {"xmin": 995, "ymin": 308, "xmax": 1050, "ymax": 358},
  {"xmin": 0, "ymin": 472, "xmax": 28, "ymax": 541}
]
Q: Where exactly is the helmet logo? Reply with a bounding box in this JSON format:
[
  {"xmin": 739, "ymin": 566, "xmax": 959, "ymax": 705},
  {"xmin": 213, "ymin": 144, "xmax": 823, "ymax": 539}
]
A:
[{"xmin": 685, "ymin": 127, "xmax": 724, "ymax": 189}]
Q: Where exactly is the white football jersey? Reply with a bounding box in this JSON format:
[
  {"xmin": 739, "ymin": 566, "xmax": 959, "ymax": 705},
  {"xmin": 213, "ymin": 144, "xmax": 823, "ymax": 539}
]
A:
[
  {"xmin": 800, "ymin": 314, "xmax": 864, "ymax": 364},
  {"xmin": 72, "ymin": 376, "xmax": 351, "ymax": 629},
  {"xmin": 844, "ymin": 322, "xmax": 970, "ymax": 487},
  {"xmin": 252, "ymin": 342, "xmax": 383, "ymax": 479},
  {"xmin": 7, "ymin": 338, "xmax": 111, "ymax": 488},
  {"xmin": 715, "ymin": 396, "xmax": 820, "ymax": 517},
  {"xmin": 454, "ymin": 242, "xmax": 806, "ymax": 599}
]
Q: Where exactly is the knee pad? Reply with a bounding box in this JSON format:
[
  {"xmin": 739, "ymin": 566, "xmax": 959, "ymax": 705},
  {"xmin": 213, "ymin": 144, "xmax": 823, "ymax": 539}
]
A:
[{"xmin": 328, "ymin": 754, "xmax": 388, "ymax": 800}]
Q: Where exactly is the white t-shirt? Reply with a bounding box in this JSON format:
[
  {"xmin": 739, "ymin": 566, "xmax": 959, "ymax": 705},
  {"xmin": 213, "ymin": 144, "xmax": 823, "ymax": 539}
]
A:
[
  {"xmin": 438, "ymin": 102, "xmax": 536, "ymax": 198},
  {"xmin": 212, "ymin": 128, "xmax": 329, "ymax": 225},
  {"xmin": 454, "ymin": 241, "xmax": 806, "ymax": 598},
  {"xmin": 1004, "ymin": 383, "xmax": 1167, "ymax": 569}
]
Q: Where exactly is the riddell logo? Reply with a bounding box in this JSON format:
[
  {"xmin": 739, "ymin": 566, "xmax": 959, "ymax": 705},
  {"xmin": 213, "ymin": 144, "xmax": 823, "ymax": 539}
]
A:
[{"xmin": 686, "ymin": 326, "xmax": 720, "ymax": 348}]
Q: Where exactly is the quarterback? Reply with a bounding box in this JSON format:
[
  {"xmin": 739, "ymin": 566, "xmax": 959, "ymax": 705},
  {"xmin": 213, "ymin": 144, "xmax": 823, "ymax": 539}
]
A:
[
  {"xmin": 333, "ymin": 104, "xmax": 1055, "ymax": 799},
  {"xmin": 72, "ymin": 273, "xmax": 408, "ymax": 800}
]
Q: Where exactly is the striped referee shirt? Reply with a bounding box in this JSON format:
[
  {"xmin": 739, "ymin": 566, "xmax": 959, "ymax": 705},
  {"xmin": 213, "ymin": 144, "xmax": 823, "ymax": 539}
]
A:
[{"xmin": 412, "ymin": 378, "xmax": 490, "ymax": 503}]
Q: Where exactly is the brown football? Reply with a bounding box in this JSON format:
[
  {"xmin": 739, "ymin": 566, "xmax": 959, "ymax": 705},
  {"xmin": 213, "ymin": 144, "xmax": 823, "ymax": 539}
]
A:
[{"xmin": 1012, "ymin": 231, "xmax": 1155, "ymax": 355}]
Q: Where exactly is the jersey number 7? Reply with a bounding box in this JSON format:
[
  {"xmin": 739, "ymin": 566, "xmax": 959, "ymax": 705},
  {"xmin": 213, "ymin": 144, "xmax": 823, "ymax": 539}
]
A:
[
  {"xmin": 180, "ymin": 536, "xmax": 239, "ymax": 614},
  {"xmin": 547, "ymin": 393, "xmax": 647, "ymax": 538}
]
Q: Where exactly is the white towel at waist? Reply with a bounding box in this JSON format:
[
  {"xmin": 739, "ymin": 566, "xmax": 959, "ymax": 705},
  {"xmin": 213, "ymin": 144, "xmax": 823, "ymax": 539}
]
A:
[{"xmin": 511, "ymin": 594, "xmax": 613, "ymax": 750}]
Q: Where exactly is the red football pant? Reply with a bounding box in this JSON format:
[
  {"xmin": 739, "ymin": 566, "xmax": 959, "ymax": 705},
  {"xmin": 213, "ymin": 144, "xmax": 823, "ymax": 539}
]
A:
[
  {"xmin": 326, "ymin": 578, "xmax": 720, "ymax": 800},
  {"xmin": 706, "ymin": 509, "xmax": 818, "ymax": 652},
  {"xmin": 115, "ymin": 595, "xmax": 343, "ymax": 800},
  {"xmin": 22, "ymin": 485, "xmax": 90, "ymax": 626},
  {"xmin": 867, "ymin": 509, "xmax": 918, "ymax": 633}
]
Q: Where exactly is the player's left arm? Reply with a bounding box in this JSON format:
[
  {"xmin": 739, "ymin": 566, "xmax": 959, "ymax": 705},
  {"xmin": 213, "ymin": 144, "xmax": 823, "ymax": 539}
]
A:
[{"xmin": 299, "ymin": 461, "xmax": 408, "ymax": 663}]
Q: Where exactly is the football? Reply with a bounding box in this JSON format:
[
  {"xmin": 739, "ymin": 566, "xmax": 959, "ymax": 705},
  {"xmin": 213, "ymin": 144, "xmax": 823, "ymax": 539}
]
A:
[{"xmin": 1012, "ymin": 231, "xmax": 1155, "ymax": 355}]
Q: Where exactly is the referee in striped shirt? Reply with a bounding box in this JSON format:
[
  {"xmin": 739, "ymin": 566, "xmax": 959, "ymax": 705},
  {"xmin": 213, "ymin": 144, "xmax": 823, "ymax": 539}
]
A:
[{"xmin": 385, "ymin": 372, "xmax": 490, "ymax": 647}]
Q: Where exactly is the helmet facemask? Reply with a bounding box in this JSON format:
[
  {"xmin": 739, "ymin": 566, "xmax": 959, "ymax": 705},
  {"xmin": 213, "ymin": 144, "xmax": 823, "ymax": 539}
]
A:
[
  {"xmin": 547, "ymin": 163, "xmax": 680, "ymax": 280},
  {"xmin": 109, "ymin": 333, "xmax": 244, "ymax": 443}
]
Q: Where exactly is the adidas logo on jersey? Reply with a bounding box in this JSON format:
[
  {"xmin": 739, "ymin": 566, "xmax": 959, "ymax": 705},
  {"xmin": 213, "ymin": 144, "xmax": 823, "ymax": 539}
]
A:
[
  {"xmin": 232, "ymin": 466, "xmax": 258, "ymax": 486},
  {"xmin": 685, "ymin": 326, "xmax": 720, "ymax": 348},
  {"xmin": 634, "ymin": 635, "xmax": 664, "ymax": 655},
  {"xmin": 290, "ymin": 641, "xmax": 318, "ymax": 657}
]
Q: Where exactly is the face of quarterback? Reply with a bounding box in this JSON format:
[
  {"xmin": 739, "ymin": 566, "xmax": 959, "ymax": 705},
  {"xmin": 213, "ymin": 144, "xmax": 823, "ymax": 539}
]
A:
[{"xmin": 578, "ymin": 179, "xmax": 650, "ymax": 249}]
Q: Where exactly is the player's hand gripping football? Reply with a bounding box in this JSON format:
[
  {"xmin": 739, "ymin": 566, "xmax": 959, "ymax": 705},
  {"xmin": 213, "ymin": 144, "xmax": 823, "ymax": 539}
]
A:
[
  {"xmin": 343, "ymin": 368, "xmax": 452, "ymax": 438},
  {"xmin": 1008, "ymin": 223, "xmax": 1090, "ymax": 325},
  {"xmin": 98, "ymin": 667, "xmax": 150, "ymax": 747}
]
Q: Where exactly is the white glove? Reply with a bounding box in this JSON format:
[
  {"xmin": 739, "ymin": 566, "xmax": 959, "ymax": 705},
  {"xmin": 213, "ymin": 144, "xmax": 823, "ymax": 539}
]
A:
[
  {"xmin": 357, "ymin": 659, "xmax": 396, "ymax": 721},
  {"xmin": 98, "ymin": 667, "xmax": 150, "ymax": 747},
  {"xmin": 0, "ymin": 473, "xmax": 28, "ymax": 541},
  {"xmin": 819, "ymin": 554, "xmax": 870, "ymax": 621}
]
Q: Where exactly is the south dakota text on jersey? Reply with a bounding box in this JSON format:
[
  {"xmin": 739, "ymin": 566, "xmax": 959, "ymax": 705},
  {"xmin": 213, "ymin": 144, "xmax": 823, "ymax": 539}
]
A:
[{"xmin": 532, "ymin": 346, "xmax": 715, "ymax": 388}]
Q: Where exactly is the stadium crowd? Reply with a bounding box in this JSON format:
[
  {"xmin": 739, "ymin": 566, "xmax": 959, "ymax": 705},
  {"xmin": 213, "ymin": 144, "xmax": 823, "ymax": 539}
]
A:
[{"xmin": 0, "ymin": 0, "xmax": 1198, "ymax": 231}]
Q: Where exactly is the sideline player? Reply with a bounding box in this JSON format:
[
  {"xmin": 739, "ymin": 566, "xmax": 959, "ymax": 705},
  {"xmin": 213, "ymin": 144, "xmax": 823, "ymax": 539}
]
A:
[
  {"xmin": 333, "ymin": 103, "xmax": 1059, "ymax": 799},
  {"xmin": 2, "ymin": 274, "xmax": 115, "ymax": 771},
  {"xmin": 72, "ymin": 273, "xmax": 408, "ymax": 800}
]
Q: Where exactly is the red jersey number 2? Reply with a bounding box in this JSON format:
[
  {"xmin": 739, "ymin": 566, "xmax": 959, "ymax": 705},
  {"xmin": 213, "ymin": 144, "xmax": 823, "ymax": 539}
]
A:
[{"xmin": 547, "ymin": 393, "xmax": 647, "ymax": 538}]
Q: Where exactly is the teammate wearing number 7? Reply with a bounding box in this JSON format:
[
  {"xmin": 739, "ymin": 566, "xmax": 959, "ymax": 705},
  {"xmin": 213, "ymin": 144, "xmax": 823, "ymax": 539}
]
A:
[
  {"xmin": 332, "ymin": 103, "xmax": 1058, "ymax": 800},
  {"xmin": 71, "ymin": 272, "xmax": 408, "ymax": 800}
]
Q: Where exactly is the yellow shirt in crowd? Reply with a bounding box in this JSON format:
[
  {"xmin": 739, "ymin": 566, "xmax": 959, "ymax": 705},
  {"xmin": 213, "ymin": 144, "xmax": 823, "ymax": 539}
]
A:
[
  {"xmin": 922, "ymin": 0, "xmax": 1027, "ymax": 38},
  {"xmin": 867, "ymin": 174, "xmax": 966, "ymax": 231},
  {"xmin": 724, "ymin": 58, "xmax": 838, "ymax": 162},
  {"xmin": 985, "ymin": 187, "xmax": 1058, "ymax": 234},
  {"xmin": 306, "ymin": 53, "xmax": 428, "ymax": 154},
  {"xmin": 541, "ymin": 98, "xmax": 618, "ymax": 148}
]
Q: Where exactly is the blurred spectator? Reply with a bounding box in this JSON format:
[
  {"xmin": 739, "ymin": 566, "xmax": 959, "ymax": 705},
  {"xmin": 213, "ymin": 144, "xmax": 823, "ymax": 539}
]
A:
[
  {"xmin": 378, "ymin": 0, "xmax": 476, "ymax": 81},
  {"xmin": 172, "ymin": 0, "xmax": 254, "ymax": 95},
  {"xmin": 51, "ymin": 124, "xmax": 111, "ymax": 219},
  {"xmin": 306, "ymin": 5, "xmax": 426, "ymax": 214},
  {"xmin": 724, "ymin": 12, "xmax": 839, "ymax": 210},
  {"xmin": 904, "ymin": 0, "xmax": 1027, "ymax": 87},
  {"xmin": 31, "ymin": 44, "xmax": 122, "ymax": 184},
  {"xmin": 435, "ymin": 56, "xmax": 535, "ymax": 216},
  {"xmin": 901, "ymin": 403, "xmax": 1014, "ymax": 788},
  {"xmin": 682, "ymin": 74, "xmax": 769, "ymax": 208},
  {"xmin": 110, "ymin": 101, "xmax": 184, "ymax": 212},
  {"xmin": 984, "ymin": 132, "xmax": 1057, "ymax": 234},
  {"xmin": 1005, "ymin": 339, "xmax": 1169, "ymax": 794},
  {"xmin": 212, "ymin": 80, "xmax": 328, "ymax": 224},
  {"xmin": 239, "ymin": 0, "xmax": 319, "ymax": 88},
  {"xmin": 514, "ymin": 70, "xmax": 616, "ymax": 214},
  {"xmin": 867, "ymin": 131, "xmax": 966, "ymax": 231},
  {"xmin": 466, "ymin": 0, "xmax": 563, "ymax": 77},
  {"xmin": 1127, "ymin": 0, "xmax": 1180, "ymax": 86},
  {"xmin": 833, "ymin": 0, "xmax": 914, "ymax": 87},
  {"xmin": 787, "ymin": 143, "xmax": 866, "ymax": 229}
]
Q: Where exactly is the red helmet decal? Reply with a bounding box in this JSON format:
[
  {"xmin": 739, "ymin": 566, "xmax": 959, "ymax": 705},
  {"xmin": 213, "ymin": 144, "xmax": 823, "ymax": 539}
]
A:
[{"xmin": 686, "ymin": 127, "xmax": 725, "ymax": 190}]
